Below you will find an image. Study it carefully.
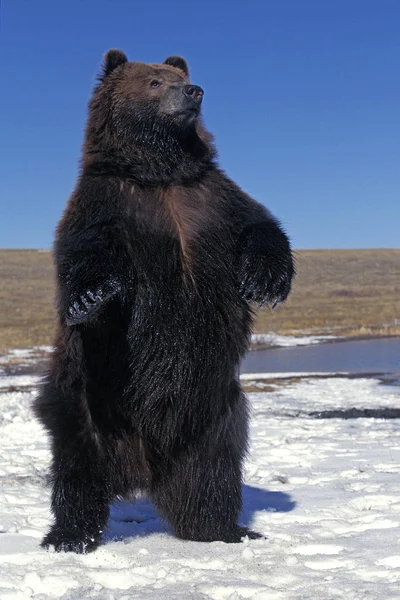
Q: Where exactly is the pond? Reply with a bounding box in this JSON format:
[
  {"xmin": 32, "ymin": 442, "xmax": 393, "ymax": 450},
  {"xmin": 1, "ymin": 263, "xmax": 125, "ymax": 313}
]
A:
[{"xmin": 241, "ymin": 337, "xmax": 400, "ymax": 377}]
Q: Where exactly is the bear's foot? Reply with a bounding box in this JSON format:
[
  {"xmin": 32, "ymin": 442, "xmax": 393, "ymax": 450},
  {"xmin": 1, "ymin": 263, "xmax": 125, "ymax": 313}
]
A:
[
  {"xmin": 178, "ymin": 525, "xmax": 264, "ymax": 544},
  {"xmin": 41, "ymin": 527, "xmax": 101, "ymax": 553},
  {"xmin": 219, "ymin": 526, "xmax": 264, "ymax": 543}
]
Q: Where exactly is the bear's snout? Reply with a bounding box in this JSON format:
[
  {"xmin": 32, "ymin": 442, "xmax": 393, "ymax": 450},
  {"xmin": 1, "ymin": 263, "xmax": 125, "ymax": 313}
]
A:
[
  {"xmin": 158, "ymin": 83, "xmax": 204, "ymax": 119},
  {"xmin": 183, "ymin": 85, "xmax": 204, "ymax": 105}
]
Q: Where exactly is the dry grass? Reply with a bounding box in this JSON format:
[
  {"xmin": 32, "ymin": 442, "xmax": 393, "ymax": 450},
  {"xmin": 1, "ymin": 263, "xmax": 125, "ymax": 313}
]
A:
[
  {"xmin": 256, "ymin": 249, "xmax": 400, "ymax": 337},
  {"xmin": 0, "ymin": 248, "xmax": 399, "ymax": 354},
  {"xmin": 0, "ymin": 250, "xmax": 56, "ymax": 353}
]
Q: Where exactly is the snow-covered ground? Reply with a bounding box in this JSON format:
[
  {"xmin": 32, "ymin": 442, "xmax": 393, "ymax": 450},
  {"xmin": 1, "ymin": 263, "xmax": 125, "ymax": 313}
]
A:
[
  {"xmin": 1, "ymin": 369, "xmax": 400, "ymax": 599},
  {"xmin": 0, "ymin": 347, "xmax": 53, "ymax": 368},
  {"xmin": 250, "ymin": 334, "xmax": 338, "ymax": 349}
]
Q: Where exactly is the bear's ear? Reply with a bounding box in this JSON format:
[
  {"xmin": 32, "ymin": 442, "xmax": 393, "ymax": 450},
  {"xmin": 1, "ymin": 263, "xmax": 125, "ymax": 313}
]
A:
[
  {"xmin": 100, "ymin": 49, "xmax": 128, "ymax": 80},
  {"xmin": 163, "ymin": 56, "xmax": 189, "ymax": 76}
]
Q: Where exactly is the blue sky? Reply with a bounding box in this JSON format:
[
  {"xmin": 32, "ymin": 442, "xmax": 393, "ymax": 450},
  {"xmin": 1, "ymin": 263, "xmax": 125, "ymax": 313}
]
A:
[{"xmin": 1, "ymin": 0, "xmax": 399, "ymax": 249}]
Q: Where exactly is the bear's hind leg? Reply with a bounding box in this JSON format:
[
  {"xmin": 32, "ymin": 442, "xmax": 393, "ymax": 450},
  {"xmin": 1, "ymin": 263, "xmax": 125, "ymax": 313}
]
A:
[
  {"xmin": 42, "ymin": 445, "xmax": 110, "ymax": 553},
  {"xmin": 150, "ymin": 385, "xmax": 261, "ymax": 543},
  {"xmin": 35, "ymin": 379, "xmax": 112, "ymax": 553}
]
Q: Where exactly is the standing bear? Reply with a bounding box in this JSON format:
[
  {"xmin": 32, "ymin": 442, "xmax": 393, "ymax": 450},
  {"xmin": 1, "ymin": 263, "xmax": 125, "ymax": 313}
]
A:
[{"xmin": 34, "ymin": 50, "xmax": 295, "ymax": 553}]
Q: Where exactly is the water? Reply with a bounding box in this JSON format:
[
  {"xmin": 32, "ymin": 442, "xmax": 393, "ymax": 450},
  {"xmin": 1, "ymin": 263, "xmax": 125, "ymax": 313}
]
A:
[{"xmin": 241, "ymin": 337, "xmax": 400, "ymax": 376}]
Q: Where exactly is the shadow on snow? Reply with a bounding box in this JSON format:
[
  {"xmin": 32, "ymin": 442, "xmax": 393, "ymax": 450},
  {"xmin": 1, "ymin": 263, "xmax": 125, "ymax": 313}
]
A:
[{"xmin": 103, "ymin": 484, "xmax": 296, "ymax": 545}]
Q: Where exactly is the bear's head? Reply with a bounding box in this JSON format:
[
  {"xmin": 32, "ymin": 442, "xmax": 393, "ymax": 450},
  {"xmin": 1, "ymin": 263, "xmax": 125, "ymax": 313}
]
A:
[{"xmin": 83, "ymin": 50, "xmax": 215, "ymax": 184}]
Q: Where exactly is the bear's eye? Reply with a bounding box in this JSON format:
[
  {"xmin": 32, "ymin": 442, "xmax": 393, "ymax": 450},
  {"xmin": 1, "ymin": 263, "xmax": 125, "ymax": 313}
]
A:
[{"xmin": 150, "ymin": 80, "xmax": 162, "ymax": 88}]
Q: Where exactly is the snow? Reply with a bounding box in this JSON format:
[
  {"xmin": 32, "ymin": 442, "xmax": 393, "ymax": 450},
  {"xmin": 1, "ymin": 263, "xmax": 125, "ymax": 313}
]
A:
[
  {"xmin": 0, "ymin": 347, "xmax": 53, "ymax": 366},
  {"xmin": 240, "ymin": 372, "xmax": 349, "ymax": 380},
  {"xmin": 0, "ymin": 370, "xmax": 400, "ymax": 599},
  {"xmin": 250, "ymin": 334, "xmax": 338, "ymax": 348},
  {"xmin": 0, "ymin": 375, "xmax": 40, "ymax": 390}
]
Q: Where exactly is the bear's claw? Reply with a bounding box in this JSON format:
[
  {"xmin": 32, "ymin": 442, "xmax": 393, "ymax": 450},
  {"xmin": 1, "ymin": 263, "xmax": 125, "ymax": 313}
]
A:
[
  {"xmin": 41, "ymin": 529, "xmax": 100, "ymax": 553},
  {"xmin": 222, "ymin": 526, "xmax": 264, "ymax": 543},
  {"xmin": 65, "ymin": 280, "xmax": 121, "ymax": 326}
]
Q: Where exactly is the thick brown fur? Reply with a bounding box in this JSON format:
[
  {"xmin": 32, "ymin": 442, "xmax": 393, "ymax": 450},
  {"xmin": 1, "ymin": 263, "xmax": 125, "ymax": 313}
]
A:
[{"xmin": 34, "ymin": 49, "xmax": 295, "ymax": 553}]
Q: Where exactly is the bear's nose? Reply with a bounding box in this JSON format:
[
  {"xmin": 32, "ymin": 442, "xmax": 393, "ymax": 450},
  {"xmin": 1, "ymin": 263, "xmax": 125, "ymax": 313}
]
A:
[{"xmin": 183, "ymin": 85, "xmax": 204, "ymax": 104}]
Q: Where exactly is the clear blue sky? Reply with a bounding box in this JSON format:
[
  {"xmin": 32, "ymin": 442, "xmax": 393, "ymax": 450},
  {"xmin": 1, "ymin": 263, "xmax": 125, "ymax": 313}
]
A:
[{"xmin": 1, "ymin": 0, "xmax": 399, "ymax": 249}]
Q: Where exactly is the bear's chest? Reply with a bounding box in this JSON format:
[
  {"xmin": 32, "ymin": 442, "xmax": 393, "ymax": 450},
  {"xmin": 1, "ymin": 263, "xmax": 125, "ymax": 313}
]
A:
[
  {"xmin": 161, "ymin": 185, "xmax": 211, "ymax": 271},
  {"xmin": 124, "ymin": 183, "xmax": 222, "ymax": 274}
]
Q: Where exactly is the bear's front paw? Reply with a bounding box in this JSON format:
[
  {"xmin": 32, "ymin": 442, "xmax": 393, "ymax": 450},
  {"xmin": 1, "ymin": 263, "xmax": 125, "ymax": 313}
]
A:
[
  {"xmin": 65, "ymin": 279, "xmax": 122, "ymax": 326},
  {"xmin": 239, "ymin": 251, "xmax": 294, "ymax": 308},
  {"xmin": 41, "ymin": 527, "xmax": 100, "ymax": 553},
  {"xmin": 237, "ymin": 221, "xmax": 295, "ymax": 308}
]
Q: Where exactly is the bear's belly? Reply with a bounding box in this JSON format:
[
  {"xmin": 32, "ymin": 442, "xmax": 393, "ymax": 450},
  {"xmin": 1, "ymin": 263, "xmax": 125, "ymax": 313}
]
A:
[
  {"xmin": 121, "ymin": 285, "xmax": 250, "ymax": 428},
  {"xmin": 127, "ymin": 277, "xmax": 251, "ymax": 379}
]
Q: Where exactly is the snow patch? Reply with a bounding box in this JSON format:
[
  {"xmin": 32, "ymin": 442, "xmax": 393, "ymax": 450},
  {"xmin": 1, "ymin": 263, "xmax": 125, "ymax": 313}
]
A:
[{"xmin": 251, "ymin": 333, "xmax": 338, "ymax": 349}]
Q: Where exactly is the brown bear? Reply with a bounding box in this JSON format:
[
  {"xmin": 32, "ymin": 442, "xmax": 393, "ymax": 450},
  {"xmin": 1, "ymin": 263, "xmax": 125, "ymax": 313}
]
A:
[{"xmin": 34, "ymin": 50, "xmax": 295, "ymax": 553}]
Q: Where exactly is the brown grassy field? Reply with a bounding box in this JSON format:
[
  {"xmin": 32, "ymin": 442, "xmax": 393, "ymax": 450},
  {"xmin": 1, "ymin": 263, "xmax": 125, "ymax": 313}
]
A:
[
  {"xmin": 0, "ymin": 249, "xmax": 399, "ymax": 354},
  {"xmin": 256, "ymin": 249, "xmax": 400, "ymax": 338}
]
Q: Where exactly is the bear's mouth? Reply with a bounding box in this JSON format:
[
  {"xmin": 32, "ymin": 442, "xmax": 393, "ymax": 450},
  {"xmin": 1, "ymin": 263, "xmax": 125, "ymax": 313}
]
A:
[{"xmin": 182, "ymin": 106, "xmax": 201, "ymax": 118}]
